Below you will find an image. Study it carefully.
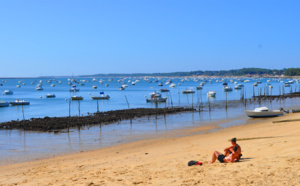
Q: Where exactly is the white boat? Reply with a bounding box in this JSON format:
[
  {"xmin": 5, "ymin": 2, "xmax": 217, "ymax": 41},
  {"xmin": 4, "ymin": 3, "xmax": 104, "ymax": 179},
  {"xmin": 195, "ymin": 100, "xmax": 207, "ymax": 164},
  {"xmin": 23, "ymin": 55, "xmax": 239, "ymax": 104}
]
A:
[
  {"xmin": 224, "ymin": 86, "xmax": 233, "ymax": 91},
  {"xmin": 169, "ymin": 83, "xmax": 176, "ymax": 88},
  {"xmin": 36, "ymin": 86, "xmax": 43, "ymax": 90},
  {"xmin": 71, "ymin": 96, "xmax": 83, "ymax": 100},
  {"xmin": 91, "ymin": 92, "xmax": 110, "ymax": 100},
  {"xmin": 234, "ymin": 84, "xmax": 244, "ymax": 90},
  {"xmin": 0, "ymin": 101, "xmax": 9, "ymax": 107},
  {"xmin": 146, "ymin": 92, "xmax": 167, "ymax": 103},
  {"xmin": 46, "ymin": 94, "xmax": 56, "ymax": 98},
  {"xmin": 244, "ymin": 107, "xmax": 284, "ymax": 118},
  {"xmin": 182, "ymin": 89, "xmax": 195, "ymax": 94},
  {"xmin": 207, "ymin": 91, "xmax": 216, "ymax": 97},
  {"xmin": 92, "ymin": 86, "xmax": 97, "ymax": 89},
  {"xmin": 3, "ymin": 90, "xmax": 13, "ymax": 95},
  {"xmin": 10, "ymin": 99, "xmax": 30, "ymax": 106},
  {"xmin": 70, "ymin": 85, "xmax": 80, "ymax": 92}
]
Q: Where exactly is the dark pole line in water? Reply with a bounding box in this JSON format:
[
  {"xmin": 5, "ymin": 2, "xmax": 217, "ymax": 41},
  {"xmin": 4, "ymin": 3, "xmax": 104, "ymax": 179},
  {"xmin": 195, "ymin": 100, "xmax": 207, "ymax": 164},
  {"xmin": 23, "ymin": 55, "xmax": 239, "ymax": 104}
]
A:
[
  {"xmin": 192, "ymin": 93, "xmax": 194, "ymax": 110},
  {"xmin": 68, "ymin": 99, "xmax": 71, "ymax": 132},
  {"xmin": 78, "ymin": 100, "xmax": 80, "ymax": 117},
  {"xmin": 125, "ymin": 95, "xmax": 130, "ymax": 109},
  {"xmin": 169, "ymin": 92, "xmax": 173, "ymax": 108},
  {"xmin": 186, "ymin": 94, "xmax": 189, "ymax": 105},
  {"xmin": 200, "ymin": 89, "xmax": 202, "ymax": 112},
  {"xmin": 155, "ymin": 101, "xmax": 158, "ymax": 119},
  {"xmin": 22, "ymin": 104, "xmax": 25, "ymax": 121},
  {"xmin": 178, "ymin": 92, "xmax": 180, "ymax": 107},
  {"xmin": 208, "ymin": 95, "xmax": 211, "ymax": 111},
  {"xmin": 225, "ymin": 90, "xmax": 228, "ymax": 110},
  {"xmin": 97, "ymin": 99, "xmax": 99, "ymax": 113}
]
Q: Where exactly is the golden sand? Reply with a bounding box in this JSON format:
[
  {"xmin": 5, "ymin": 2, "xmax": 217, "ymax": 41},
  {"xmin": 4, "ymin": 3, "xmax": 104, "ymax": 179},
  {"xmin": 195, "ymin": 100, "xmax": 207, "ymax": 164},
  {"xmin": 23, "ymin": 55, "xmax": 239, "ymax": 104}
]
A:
[{"xmin": 0, "ymin": 113, "xmax": 299, "ymax": 185}]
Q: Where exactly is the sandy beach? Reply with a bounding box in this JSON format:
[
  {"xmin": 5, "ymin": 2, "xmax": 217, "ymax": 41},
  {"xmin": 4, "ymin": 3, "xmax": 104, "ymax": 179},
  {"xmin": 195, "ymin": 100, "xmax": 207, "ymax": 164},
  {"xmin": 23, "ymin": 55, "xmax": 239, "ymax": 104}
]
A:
[{"xmin": 0, "ymin": 113, "xmax": 300, "ymax": 185}]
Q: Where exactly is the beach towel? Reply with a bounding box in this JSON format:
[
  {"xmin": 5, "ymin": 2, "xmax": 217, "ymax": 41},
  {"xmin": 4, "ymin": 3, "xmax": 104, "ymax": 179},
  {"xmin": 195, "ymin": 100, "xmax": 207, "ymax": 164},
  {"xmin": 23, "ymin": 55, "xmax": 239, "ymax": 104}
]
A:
[{"xmin": 188, "ymin": 160, "xmax": 202, "ymax": 166}]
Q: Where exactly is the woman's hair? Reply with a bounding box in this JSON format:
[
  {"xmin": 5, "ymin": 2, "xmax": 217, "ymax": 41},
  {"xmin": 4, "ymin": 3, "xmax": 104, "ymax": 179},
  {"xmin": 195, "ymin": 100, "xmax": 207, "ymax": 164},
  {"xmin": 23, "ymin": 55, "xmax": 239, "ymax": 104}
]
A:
[{"xmin": 231, "ymin": 138, "xmax": 237, "ymax": 143}]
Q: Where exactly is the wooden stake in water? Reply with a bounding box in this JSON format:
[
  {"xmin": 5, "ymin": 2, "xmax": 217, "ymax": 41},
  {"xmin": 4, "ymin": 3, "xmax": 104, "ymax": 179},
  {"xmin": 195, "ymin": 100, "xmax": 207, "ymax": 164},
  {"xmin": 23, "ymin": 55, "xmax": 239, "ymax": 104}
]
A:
[
  {"xmin": 192, "ymin": 94, "xmax": 194, "ymax": 110},
  {"xmin": 78, "ymin": 100, "xmax": 80, "ymax": 117},
  {"xmin": 225, "ymin": 91, "xmax": 228, "ymax": 110},
  {"xmin": 169, "ymin": 92, "xmax": 173, "ymax": 108},
  {"xmin": 178, "ymin": 92, "xmax": 180, "ymax": 107},
  {"xmin": 68, "ymin": 99, "xmax": 71, "ymax": 132},
  {"xmin": 125, "ymin": 95, "xmax": 130, "ymax": 109},
  {"xmin": 22, "ymin": 104, "xmax": 25, "ymax": 120}
]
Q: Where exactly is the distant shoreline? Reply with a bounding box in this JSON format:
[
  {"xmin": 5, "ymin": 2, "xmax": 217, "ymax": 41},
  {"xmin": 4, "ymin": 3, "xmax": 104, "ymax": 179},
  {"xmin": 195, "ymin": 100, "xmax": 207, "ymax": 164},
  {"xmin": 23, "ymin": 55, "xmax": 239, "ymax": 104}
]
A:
[{"xmin": 1, "ymin": 75, "xmax": 299, "ymax": 79}]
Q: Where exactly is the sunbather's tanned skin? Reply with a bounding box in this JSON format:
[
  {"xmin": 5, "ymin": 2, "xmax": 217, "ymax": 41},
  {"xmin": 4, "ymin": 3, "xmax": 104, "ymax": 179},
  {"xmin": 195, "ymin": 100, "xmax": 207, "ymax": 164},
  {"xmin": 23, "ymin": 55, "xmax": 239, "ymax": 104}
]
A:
[
  {"xmin": 209, "ymin": 146, "xmax": 240, "ymax": 163},
  {"xmin": 224, "ymin": 137, "xmax": 241, "ymax": 161}
]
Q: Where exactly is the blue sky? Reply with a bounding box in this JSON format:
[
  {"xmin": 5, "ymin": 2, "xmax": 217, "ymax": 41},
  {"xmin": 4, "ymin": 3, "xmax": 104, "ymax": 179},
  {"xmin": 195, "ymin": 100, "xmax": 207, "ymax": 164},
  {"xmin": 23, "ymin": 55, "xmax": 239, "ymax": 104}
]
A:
[{"xmin": 1, "ymin": 0, "xmax": 299, "ymax": 77}]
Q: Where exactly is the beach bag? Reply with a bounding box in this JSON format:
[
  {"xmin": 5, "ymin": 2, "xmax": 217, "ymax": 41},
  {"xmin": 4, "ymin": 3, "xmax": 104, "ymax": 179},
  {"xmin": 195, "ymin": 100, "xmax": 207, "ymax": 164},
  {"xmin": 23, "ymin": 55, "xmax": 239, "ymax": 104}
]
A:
[{"xmin": 188, "ymin": 160, "xmax": 202, "ymax": 166}]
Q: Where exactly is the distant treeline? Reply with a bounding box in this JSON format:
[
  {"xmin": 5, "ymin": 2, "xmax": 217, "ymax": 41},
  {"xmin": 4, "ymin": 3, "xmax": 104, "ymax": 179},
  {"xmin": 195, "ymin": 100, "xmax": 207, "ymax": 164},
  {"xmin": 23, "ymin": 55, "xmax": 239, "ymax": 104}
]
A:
[{"xmin": 79, "ymin": 68, "xmax": 300, "ymax": 78}]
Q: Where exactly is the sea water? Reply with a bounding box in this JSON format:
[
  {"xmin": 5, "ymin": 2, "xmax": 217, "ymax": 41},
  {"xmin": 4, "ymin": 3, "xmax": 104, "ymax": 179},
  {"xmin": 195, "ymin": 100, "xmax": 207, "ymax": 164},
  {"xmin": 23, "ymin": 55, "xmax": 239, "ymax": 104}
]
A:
[{"xmin": 0, "ymin": 77, "xmax": 299, "ymax": 165}]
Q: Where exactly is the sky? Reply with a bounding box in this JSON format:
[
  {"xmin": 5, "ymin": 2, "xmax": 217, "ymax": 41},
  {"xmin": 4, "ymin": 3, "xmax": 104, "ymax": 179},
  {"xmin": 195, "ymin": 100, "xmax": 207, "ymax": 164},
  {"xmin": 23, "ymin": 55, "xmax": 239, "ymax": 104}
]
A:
[{"xmin": 0, "ymin": 0, "xmax": 300, "ymax": 77}]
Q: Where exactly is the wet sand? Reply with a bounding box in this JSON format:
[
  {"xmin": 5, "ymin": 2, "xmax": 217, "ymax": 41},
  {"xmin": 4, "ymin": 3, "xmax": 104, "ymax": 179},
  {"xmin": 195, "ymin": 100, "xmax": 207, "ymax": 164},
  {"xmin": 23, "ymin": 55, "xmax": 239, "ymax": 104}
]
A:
[{"xmin": 0, "ymin": 113, "xmax": 300, "ymax": 185}]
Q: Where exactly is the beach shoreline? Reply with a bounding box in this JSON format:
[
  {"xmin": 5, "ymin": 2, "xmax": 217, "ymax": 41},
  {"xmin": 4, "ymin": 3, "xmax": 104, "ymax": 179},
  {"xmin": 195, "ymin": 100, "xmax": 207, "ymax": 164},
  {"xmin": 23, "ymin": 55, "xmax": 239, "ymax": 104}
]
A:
[{"xmin": 1, "ymin": 113, "xmax": 299, "ymax": 185}]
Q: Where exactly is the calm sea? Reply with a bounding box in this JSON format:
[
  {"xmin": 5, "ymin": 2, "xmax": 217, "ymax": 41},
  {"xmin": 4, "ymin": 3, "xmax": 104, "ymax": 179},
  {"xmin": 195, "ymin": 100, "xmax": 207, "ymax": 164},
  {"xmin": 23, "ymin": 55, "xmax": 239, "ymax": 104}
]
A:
[{"xmin": 0, "ymin": 77, "xmax": 299, "ymax": 165}]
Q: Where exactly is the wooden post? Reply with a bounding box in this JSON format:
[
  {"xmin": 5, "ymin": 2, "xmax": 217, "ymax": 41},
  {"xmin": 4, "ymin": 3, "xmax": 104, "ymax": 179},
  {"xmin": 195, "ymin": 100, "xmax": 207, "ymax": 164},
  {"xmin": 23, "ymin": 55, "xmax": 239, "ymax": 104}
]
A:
[
  {"xmin": 22, "ymin": 104, "xmax": 25, "ymax": 121},
  {"xmin": 192, "ymin": 93, "xmax": 194, "ymax": 110},
  {"xmin": 125, "ymin": 95, "xmax": 130, "ymax": 109},
  {"xmin": 178, "ymin": 92, "xmax": 180, "ymax": 107},
  {"xmin": 78, "ymin": 100, "xmax": 80, "ymax": 117},
  {"xmin": 225, "ymin": 90, "xmax": 228, "ymax": 110},
  {"xmin": 169, "ymin": 92, "xmax": 173, "ymax": 108},
  {"xmin": 68, "ymin": 99, "xmax": 71, "ymax": 132}
]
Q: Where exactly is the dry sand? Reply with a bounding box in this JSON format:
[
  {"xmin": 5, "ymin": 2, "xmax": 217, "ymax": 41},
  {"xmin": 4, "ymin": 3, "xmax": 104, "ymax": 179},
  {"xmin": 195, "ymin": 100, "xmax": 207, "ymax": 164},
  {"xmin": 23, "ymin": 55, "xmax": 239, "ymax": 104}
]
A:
[{"xmin": 0, "ymin": 113, "xmax": 300, "ymax": 185}]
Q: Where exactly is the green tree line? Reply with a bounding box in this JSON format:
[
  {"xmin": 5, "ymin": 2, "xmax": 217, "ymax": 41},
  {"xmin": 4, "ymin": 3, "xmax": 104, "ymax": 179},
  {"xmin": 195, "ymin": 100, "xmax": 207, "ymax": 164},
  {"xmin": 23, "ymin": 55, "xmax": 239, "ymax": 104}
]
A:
[{"xmin": 81, "ymin": 68, "xmax": 300, "ymax": 77}]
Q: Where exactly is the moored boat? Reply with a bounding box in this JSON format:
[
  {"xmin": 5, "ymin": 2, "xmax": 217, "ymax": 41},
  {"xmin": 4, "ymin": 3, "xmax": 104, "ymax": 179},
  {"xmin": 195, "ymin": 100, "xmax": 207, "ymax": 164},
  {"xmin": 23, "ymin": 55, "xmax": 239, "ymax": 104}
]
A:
[
  {"xmin": 70, "ymin": 85, "xmax": 80, "ymax": 92},
  {"xmin": 146, "ymin": 92, "xmax": 167, "ymax": 103},
  {"xmin": 10, "ymin": 99, "xmax": 30, "ymax": 106},
  {"xmin": 46, "ymin": 94, "xmax": 56, "ymax": 98},
  {"xmin": 71, "ymin": 96, "xmax": 83, "ymax": 100},
  {"xmin": 91, "ymin": 92, "xmax": 110, "ymax": 100},
  {"xmin": 196, "ymin": 86, "xmax": 203, "ymax": 90},
  {"xmin": 169, "ymin": 83, "xmax": 176, "ymax": 88},
  {"xmin": 224, "ymin": 86, "xmax": 233, "ymax": 91},
  {"xmin": 160, "ymin": 88, "xmax": 169, "ymax": 92},
  {"xmin": 182, "ymin": 89, "xmax": 195, "ymax": 94},
  {"xmin": 244, "ymin": 107, "xmax": 284, "ymax": 118},
  {"xmin": 3, "ymin": 90, "xmax": 13, "ymax": 95},
  {"xmin": 207, "ymin": 91, "xmax": 216, "ymax": 97},
  {"xmin": 0, "ymin": 101, "xmax": 9, "ymax": 107}
]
